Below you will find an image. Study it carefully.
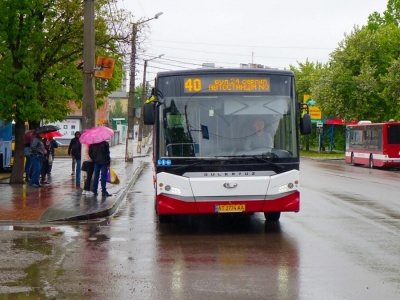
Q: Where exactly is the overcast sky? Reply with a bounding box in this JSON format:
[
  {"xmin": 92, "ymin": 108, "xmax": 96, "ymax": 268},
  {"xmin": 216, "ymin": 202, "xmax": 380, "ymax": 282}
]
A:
[{"xmin": 117, "ymin": 0, "xmax": 388, "ymax": 79}]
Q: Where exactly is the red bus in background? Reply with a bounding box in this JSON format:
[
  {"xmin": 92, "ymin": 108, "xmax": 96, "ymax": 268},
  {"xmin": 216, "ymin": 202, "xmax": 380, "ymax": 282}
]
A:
[{"xmin": 345, "ymin": 121, "xmax": 400, "ymax": 168}]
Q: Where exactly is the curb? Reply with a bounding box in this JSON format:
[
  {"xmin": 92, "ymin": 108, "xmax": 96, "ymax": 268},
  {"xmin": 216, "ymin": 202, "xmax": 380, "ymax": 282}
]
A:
[
  {"xmin": 81, "ymin": 161, "xmax": 147, "ymax": 220},
  {"xmin": 44, "ymin": 161, "xmax": 147, "ymax": 222}
]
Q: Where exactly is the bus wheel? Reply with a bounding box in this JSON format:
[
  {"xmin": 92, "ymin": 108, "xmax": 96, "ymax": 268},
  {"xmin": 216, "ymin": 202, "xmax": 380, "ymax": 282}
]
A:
[
  {"xmin": 264, "ymin": 212, "xmax": 281, "ymax": 222},
  {"xmin": 158, "ymin": 214, "xmax": 172, "ymax": 223},
  {"xmin": 369, "ymin": 155, "xmax": 374, "ymax": 169}
]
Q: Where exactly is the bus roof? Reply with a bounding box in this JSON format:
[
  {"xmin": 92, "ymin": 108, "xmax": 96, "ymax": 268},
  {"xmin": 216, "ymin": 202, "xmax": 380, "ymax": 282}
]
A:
[
  {"xmin": 347, "ymin": 121, "xmax": 400, "ymax": 127},
  {"xmin": 156, "ymin": 68, "xmax": 295, "ymax": 78}
]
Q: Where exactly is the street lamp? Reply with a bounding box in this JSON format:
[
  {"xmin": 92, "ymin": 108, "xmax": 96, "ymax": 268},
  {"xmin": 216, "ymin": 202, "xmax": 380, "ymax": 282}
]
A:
[
  {"xmin": 126, "ymin": 12, "xmax": 163, "ymax": 161},
  {"xmin": 136, "ymin": 54, "xmax": 164, "ymax": 153}
]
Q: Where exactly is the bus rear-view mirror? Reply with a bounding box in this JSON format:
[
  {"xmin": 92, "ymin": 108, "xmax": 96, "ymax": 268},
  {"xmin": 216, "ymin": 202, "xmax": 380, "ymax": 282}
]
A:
[
  {"xmin": 300, "ymin": 113, "xmax": 312, "ymax": 135},
  {"xmin": 143, "ymin": 103, "xmax": 156, "ymax": 125}
]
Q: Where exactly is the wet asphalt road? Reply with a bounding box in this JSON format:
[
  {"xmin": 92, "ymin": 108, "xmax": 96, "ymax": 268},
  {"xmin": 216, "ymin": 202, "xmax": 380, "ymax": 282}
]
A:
[{"xmin": 0, "ymin": 158, "xmax": 399, "ymax": 299}]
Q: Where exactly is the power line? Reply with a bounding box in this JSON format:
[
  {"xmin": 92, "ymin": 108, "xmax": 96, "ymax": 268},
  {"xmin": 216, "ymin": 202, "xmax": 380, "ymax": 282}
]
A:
[{"xmin": 151, "ymin": 39, "xmax": 335, "ymax": 51}]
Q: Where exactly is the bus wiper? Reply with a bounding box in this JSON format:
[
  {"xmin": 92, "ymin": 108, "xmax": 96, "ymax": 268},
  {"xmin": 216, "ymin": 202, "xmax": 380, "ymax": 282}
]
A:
[
  {"xmin": 215, "ymin": 155, "xmax": 284, "ymax": 171},
  {"xmin": 170, "ymin": 159, "xmax": 216, "ymax": 172},
  {"xmin": 249, "ymin": 155, "xmax": 284, "ymax": 171}
]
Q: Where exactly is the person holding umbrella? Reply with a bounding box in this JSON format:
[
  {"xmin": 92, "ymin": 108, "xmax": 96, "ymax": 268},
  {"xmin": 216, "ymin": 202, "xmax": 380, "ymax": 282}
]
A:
[
  {"xmin": 82, "ymin": 126, "xmax": 114, "ymax": 197},
  {"xmin": 28, "ymin": 124, "xmax": 59, "ymax": 187},
  {"xmin": 29, "ymin": 131, "xmax": 46, "ymax": 187},
  {"xmin": 89, "ymin": 140, "xmax": 111, "ymax": 197},
  {"xmin": 43, "ymin": 131, "xmax": 62, "ymax": 176}
]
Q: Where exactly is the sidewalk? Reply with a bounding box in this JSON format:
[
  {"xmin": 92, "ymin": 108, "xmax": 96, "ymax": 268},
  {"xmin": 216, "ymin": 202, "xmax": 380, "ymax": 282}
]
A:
[{"xmin": 0, "ymin": 140, "xmax": 150, "ymax": 223}]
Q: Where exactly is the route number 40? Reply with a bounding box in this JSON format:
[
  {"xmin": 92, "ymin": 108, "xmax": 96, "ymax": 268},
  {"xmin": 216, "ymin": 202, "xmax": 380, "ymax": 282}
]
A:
[{"xmin": 184, "ymin": 78, "xmax": 202, "ymax": 92}]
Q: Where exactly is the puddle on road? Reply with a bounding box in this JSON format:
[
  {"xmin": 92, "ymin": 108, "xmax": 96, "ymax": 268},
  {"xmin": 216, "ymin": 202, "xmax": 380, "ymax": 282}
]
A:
[{"xmin": 0, "ymin": 220, "xmax": 110, "ymax": 298}]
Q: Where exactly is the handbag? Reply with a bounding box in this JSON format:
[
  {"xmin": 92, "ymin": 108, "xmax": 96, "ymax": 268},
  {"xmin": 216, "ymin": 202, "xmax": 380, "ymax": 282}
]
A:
[
  {"xmin": 81, "ymin": 161, "xmax": 93, "ymax": 172},
  {"xmin": 106, "ymin": 167, "xmax": 120, "ymax": 184}
]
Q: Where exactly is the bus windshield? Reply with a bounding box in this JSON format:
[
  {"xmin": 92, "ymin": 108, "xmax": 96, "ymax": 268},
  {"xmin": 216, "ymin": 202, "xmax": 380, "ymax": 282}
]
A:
[{"xmin": 157, "ymin": 73, "xmax": 297, "ymax": 158}]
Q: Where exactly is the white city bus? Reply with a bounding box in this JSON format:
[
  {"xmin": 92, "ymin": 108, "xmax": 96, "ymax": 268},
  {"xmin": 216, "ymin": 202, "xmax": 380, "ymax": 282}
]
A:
[{"xmin": 143, "ymin": 68, "xmax": 311, "ymax": 222}]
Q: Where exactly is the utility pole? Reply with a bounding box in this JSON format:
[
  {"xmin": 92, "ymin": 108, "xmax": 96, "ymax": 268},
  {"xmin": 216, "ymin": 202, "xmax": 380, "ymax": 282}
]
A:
[
  {"xmin": 137, "ymin": 54, "xmax": 164, "ymax": 152},
  {"xmin": 126, "ymin": 23, "xmax": 137, "ymax": 161},
  {"xmin": 82, "ymin": 0, "xmax": 96, "ymax": 131},
  {"xmin": 126, "ymin": 12, "xmax": 163, "ymax": 161}
]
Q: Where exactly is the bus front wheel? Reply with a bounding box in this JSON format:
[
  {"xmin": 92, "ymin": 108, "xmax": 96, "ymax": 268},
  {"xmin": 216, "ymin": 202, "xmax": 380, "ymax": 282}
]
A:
[
  {"xmin": 158, "ymin": 214, "xmax": 172, "ymax": 223},
  {"xmin": 264, "ymin": 212, "xmax": 281, "ymax": 222}
]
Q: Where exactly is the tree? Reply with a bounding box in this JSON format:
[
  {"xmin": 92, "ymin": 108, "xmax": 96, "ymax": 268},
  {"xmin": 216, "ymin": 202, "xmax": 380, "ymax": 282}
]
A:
[
  {"xmin": 291, "ymin": 0, "xmax": 400, "ymax": 151},
  {"xmin": 290, "ymin": 59, "xmax": 324, "ymax": 99},
  {"xmin": 311, "ymin": 21, "xmax": 400, "ymax": 123},
  {"xmin": 0, "ymin": 0, "xmax": 132, "ymax": 183},
  {"xmin": 290, "ymin": 60, "xmax": 324, "ymax": 150},
  {"xmin": 109, "ymin": 99, "xmax": 126, "ymax": 122}
]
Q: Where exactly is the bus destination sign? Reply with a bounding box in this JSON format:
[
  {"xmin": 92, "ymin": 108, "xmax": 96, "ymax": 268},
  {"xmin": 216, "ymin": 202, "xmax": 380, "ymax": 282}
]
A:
[{"xmin": 184, "ymin": 77, "xmax": 270, "ymax": 93}]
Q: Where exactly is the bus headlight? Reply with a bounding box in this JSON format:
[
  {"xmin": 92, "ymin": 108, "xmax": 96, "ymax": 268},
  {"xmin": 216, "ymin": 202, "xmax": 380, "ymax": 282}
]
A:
[
  {"xmin": 163, "ymin": 185, "xmax": 182, "ymax": 195},
  {"xmin": 278, "ymin": 181, "xmax": 296, "ymax": 193}
]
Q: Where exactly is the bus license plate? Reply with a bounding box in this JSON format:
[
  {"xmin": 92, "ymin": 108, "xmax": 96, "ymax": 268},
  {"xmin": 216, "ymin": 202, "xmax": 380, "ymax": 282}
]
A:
[{"xmin": 216, "ymin": 204, "xmax": 246, "ymax": 213}]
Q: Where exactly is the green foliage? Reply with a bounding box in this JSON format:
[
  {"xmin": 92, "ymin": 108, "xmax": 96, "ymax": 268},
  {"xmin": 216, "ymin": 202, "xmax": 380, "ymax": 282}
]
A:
[
  {"xmin": 307, "ymin": 2, "xmax": 400, "ymax": 124},
  {"xmin": 109, "ymin": 99, "xmax": 126, "ymax": 121},
  {"xmin": 300, "ymin": 125, "xmax": 346, "ymax": 152},
  {"xmin": 290, "ymin": 60, "xmax": 324, "ymax": 101},
  {"xmin": 300, "ymin": 149, "xmax": 345, "ymax": 159},
  {"xmin": 0, "ymin": 0, "xmax": 130, "ymax": 124},
  {"xmin": 0, "ymin": 0, "xmax": 133, "ymax": 183}
]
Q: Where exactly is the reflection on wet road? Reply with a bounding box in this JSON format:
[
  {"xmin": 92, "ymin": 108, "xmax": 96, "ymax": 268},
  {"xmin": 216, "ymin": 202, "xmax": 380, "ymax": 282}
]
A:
[{"xmin": 0, "ymin": 158, "xmax": 399, "ymax": 299}]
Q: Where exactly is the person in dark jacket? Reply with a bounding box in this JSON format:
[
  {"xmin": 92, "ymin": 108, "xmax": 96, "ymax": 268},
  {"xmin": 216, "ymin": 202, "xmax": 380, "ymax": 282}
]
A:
[
  {"xmin": 46, "ymin": 137, "xmax": 59, "ymax": 176},
  {"xmin": 24, "ymin": 142, "xmax": 33, "ymax": 182},
  {"xmin": 40, "ymin": 138, "xmax": 53, "ymax": 184},
  {"xmin": 29, "ymin": 132, "xmax": 46, "ymax": 188},
  {"xmin": 89, "ymin": 140, "xmax": 111, "ymax": 197},
  {"xmin": 68, "ymin": 131, "xmax": 81, "ymax": 176},
  {"xmin": 71, "ymin": 139, "xmax": 82, "ymax": 186}
]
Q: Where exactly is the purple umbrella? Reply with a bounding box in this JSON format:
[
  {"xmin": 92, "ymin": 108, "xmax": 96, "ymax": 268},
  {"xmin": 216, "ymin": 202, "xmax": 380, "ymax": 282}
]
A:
[{"xmin": 24, "ymin": 129, "xmax": 36, "ymax": 144}]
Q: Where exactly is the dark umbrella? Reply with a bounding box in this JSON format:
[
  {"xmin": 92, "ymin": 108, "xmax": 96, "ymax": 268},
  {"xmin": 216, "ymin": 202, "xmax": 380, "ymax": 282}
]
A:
[{"xmin": 35, "ymin": 125, "xmax": 60, "ymax": 134}]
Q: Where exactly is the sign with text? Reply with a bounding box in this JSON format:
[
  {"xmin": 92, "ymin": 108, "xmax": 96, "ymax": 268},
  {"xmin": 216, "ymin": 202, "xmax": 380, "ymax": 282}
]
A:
[
  {"xmin": 304, "ymin": 94, "xmax": 322, "ymax": 120},
  {"xmin": 184, "ymin": 77, "xmax": 271, "ymax": 93}
]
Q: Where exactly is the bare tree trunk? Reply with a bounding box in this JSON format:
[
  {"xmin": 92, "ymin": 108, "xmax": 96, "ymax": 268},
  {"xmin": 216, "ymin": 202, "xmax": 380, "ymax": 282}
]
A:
[{"xmin": 9, "ymin": 120, "xmax": 26, "ymax": 184}]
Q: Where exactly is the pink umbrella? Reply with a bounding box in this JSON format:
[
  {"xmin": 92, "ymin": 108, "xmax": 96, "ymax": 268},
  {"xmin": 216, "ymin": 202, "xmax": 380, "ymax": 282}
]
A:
[{"xmin": 79, "ymin": 126, "xmax": 114, "ymax": 144}]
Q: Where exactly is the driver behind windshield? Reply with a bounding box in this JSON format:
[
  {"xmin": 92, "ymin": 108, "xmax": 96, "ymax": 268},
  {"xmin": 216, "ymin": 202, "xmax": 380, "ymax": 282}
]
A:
[{"xmin": 244, "ymin": 118, "xmax": 273, "ymax": 150}]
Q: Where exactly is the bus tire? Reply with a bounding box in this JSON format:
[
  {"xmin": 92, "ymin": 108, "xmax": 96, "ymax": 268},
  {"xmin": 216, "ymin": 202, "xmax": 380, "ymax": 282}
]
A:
[
  {"xmin": 264, "ymin": 212, "xmax": 281, "ymax": 222},
  {"xmin": 369, "ymin": 155, "xmax": 374, "ymax": 169},
  {"xmin": 158, "ymin": 214, "xmax": 172, "ymax": 223},
  {"xmin": 0, "ymin": 154, "xmax": 3, "ymax": 172}
]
